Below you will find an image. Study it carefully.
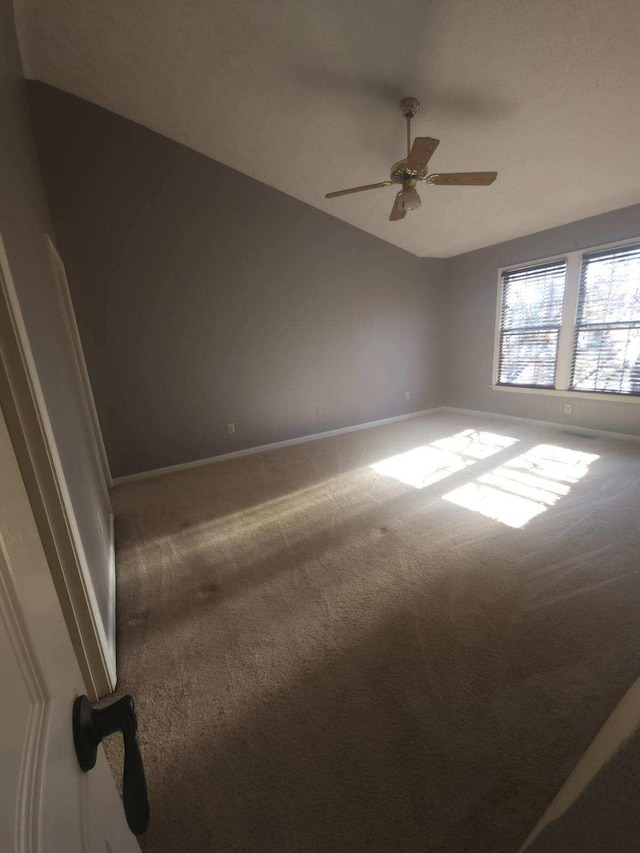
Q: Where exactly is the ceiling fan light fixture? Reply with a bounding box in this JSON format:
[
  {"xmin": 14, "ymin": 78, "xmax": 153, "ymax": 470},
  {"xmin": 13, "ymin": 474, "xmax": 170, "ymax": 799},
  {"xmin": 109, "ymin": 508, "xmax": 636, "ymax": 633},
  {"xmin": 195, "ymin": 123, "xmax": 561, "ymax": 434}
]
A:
[{"xmin": 401, "ymin": 185, "xmax": 421, "ymax": 211}]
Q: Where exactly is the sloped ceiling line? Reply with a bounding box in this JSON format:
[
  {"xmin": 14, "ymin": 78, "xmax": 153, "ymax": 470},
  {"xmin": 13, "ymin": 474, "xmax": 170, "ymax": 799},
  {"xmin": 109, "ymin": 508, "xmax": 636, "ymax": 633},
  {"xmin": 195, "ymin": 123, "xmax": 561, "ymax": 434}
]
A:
[{"xmin": 14, "ymin": 0, "xmax": 640, "ymax": 257}]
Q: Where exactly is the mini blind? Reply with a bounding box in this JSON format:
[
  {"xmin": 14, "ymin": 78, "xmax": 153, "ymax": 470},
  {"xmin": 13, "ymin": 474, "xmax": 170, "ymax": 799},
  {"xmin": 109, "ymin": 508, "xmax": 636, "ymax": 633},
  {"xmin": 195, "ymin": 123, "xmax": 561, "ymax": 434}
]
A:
[
  {"xmin": 497, "ymin": 259, "xmax": 567, "ymax": 388},
  {"xmin": 571, "ymin": 243, "xmax": 640, "ymax": 395}
]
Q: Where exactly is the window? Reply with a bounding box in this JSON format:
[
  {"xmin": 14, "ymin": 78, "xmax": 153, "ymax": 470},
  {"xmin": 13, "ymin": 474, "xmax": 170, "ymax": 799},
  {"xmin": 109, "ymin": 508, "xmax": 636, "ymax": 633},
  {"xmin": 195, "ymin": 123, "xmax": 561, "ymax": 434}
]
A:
[
  {"xmin": 571, "ymin": 244, "xmax": 640, "ymax": 395},
  {"xmin": 494, "ymin": 238, "xmax": 640, "ymax": 400},
  {"xmin": 497, "ymin": 260, "xmax": 567, "ymax": 388}
]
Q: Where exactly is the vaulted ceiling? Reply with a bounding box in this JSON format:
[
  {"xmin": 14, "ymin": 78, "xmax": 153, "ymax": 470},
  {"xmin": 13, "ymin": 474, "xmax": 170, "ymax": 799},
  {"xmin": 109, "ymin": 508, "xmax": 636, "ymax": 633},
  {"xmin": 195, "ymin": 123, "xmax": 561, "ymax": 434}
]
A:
[{"xmin": 15, "ymin": 0, "xmax": 640, "ymax": 257}]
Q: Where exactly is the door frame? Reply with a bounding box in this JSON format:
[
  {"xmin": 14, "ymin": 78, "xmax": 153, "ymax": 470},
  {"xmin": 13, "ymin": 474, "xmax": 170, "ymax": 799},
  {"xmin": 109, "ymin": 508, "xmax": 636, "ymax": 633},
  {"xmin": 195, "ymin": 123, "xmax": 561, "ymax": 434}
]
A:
[
  {"xmin": 0, "ymin": 398, "xmax": 141, "ymax": 852},
  {"xmin": 45, "ymin": 235, "xmax": 113, "ymax": 489},
  {"xmin": 0, "ymin": 230, "xmax": 114, "ymax": 698}
]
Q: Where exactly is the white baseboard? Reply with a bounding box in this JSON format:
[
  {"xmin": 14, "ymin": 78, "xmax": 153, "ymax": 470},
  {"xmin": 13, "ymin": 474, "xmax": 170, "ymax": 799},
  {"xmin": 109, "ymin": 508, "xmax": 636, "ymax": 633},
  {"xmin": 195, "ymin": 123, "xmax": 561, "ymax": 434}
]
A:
[
  {"xmin": 442, "ymin": 406, "xmax": 640, "ymax": 443},
  {"xmin": 112, "ymin": 403, "xmax": 639, "ymax": 487},
  {"xmin": 112, "ymin": 407, "xmax": 445, "ymax": 485}
]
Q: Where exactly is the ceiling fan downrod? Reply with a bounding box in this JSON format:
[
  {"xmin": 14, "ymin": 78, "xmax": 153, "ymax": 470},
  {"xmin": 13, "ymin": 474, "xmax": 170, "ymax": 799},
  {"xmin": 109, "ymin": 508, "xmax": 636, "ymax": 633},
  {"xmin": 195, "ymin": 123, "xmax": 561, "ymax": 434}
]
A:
[{"xmin": 401, "ymin": 97, "xmax": 420, "ymax": 158}]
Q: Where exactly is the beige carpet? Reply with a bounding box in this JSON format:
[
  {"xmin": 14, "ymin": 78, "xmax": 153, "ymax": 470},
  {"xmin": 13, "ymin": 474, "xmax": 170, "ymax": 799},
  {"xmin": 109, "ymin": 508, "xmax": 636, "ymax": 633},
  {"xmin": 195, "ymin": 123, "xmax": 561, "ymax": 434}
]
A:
[{"xmin": 107, "ymin": 411, "xmax": 640, "ymax": 852}]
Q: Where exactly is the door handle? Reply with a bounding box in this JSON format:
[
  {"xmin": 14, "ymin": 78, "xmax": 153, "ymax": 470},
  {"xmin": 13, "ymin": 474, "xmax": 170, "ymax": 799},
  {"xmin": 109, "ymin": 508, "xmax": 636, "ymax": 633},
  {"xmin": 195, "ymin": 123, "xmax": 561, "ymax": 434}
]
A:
[{"xmin": 73, "ymin": 694, "xmax": 150, "ymax": 835}]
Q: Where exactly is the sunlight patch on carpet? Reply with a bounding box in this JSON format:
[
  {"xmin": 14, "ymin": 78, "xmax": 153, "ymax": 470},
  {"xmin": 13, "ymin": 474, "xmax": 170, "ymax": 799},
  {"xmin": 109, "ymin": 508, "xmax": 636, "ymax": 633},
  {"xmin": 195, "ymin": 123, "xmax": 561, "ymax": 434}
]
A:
[
  {"xmin": 443, "ymin": 444, "xmax": 600, "ymax": 528},
  {"xmin": 370, "ymin": 430, "xmax": 518, "ymax": 489}
]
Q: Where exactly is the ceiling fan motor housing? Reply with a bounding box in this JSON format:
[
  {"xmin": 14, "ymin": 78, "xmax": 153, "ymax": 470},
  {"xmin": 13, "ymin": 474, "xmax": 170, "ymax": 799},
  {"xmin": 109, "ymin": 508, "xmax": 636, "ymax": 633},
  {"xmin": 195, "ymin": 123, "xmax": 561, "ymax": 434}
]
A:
[{"xmin": 390, "ymin": 160, "xmax": 427, "ymax": 184}]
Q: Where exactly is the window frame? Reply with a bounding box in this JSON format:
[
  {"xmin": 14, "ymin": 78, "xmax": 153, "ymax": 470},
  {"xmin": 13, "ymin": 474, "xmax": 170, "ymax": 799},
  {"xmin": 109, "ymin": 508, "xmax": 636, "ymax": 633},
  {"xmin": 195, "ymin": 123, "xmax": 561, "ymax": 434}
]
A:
[
  {"xmin": 491, "ymin": 236, "xmax": 640, "ymax": 405},
  {"xmin": 495, "ymin": 258, "xmax": 568, "ymax": 390}
]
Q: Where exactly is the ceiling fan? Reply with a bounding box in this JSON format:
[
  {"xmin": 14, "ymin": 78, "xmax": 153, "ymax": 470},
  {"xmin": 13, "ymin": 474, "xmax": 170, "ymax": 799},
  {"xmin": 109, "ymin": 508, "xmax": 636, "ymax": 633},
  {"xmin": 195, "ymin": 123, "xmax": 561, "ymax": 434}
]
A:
[{"xmin": 325, "ymin": 97, "xmax": 497, "ymax": 221}]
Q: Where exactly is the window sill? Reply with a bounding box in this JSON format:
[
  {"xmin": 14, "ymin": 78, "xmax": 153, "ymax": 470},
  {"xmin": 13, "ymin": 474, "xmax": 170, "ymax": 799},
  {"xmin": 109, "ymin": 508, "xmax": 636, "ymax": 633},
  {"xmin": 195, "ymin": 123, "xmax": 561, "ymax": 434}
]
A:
[{"xmin": 490, "ymin": 385, "xmax": 640, "ymax": 405}]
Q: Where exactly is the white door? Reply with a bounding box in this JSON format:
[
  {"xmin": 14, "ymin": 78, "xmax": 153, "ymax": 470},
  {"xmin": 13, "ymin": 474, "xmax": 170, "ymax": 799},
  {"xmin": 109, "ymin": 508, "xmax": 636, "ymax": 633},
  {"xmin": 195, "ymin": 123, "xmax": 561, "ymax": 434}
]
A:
[{"xmin": 0, "ymin": 403, "xmax": 142, "ymax": 852}]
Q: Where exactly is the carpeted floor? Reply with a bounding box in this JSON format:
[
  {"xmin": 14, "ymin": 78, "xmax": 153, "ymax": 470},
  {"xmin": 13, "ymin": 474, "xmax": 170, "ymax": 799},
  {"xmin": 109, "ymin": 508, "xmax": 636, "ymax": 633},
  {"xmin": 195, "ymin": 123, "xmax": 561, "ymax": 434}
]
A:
[{"xmin": 107, "ymin": 411, "xmax": 640, "ymax": 852}]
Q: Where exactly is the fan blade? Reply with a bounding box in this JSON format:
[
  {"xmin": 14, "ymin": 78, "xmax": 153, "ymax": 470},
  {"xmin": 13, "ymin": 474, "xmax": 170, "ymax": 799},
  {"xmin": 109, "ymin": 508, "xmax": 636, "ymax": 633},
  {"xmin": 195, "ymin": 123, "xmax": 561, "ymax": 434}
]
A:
[
  {"xmin": 325, "ymin": 181, "xmax": 391, "ymax": 198},
  {"xmin": 406, "ymin": 137, "xmax": 440, "ymax": 172},
  {"xmin": 389, "ymin": 192, "xmax": 406, "ymax": 221},
  {"xmin": 427, "ymin": 171, "xmax": 497, "ymax": 186}
]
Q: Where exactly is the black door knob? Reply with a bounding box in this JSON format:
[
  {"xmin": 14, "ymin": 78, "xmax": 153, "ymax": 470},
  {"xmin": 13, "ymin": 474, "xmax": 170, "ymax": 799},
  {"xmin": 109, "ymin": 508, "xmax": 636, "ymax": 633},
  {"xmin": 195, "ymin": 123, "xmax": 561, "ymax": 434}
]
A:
[{"xmin": 73, "ymin": 694, "xmax": 150, "ymax": 835}]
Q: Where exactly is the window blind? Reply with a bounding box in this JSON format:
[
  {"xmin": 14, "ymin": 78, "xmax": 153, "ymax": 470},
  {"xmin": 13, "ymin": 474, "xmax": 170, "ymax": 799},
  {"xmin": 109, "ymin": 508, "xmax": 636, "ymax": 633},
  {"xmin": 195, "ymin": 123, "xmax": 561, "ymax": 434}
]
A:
[
  {"xmin": 497, "ymin": 260, "xmax": 567, "ymax": 388},
  {"xmin": 571, "ymin": 243, "xmax": 640, "ymax": 395}
]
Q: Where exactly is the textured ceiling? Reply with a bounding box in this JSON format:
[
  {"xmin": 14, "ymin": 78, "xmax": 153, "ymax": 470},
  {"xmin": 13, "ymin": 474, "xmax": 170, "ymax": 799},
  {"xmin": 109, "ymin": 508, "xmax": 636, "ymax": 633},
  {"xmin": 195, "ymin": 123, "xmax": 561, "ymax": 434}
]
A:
[{"xmin": 14, "ymin": 0, "xmax": 640, "ymax": 257}]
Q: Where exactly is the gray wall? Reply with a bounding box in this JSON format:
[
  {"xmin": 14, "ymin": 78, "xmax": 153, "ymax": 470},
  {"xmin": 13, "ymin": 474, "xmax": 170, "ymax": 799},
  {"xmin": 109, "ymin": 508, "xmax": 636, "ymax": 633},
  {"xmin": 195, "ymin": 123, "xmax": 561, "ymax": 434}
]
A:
[
  {"xmin": 27, "ymin": 83, "xmax": 640, "ymax": 483},
  {"xmin": 28, "ymin": 83, "xmax": 447, "ymax": 478},
  {"xmin": 446, "ymin": 204, "xmax": 640, "ymax": 436},
  {"xmin": 0, "ymin": 7, "xmax": 112, "ymax": 636}
]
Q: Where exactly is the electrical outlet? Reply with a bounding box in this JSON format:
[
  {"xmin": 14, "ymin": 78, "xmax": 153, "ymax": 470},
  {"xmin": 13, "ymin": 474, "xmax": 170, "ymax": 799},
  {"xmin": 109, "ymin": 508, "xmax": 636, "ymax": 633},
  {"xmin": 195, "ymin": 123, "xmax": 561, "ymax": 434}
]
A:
[
  {"xmin": 316, "ymin": 408, "xmax": 323, "ymax": 417},
  {"xmin": 405, "ymin": 391, "xmax": 411, "ymax": 400},
  {"xmin": 226, "ymin": 422, "xmax": 235, "ymax": 435},
  {"xmin": 96, "ymin": 510, "xmax": 103, "ymax": 536},
  {"xmin": 564, "ymin": 404, "xmax": 572, "ymax": 415}
]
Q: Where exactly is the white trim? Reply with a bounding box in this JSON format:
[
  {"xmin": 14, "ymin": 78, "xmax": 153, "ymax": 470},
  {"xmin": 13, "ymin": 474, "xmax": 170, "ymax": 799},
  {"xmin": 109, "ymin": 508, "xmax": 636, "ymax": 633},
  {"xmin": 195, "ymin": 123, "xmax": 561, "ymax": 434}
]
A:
[
  {"xmin": 45, "ymin": 236, "xmax": 113, "ymax": 490},
  {"xmin": 107, "ymin": 513, "xmax": 116, "ymax": 682},
  {"xmin": 491, "ymin": 265, "xmax": 506, "ymax": 390},
  {"xmin": 520, "ymin": 672, "xmax": 640, "ymax": 851},
  {"xmin": 0, "ymin": 234, "xmax": 116, "ymax": 691},
  {"xmin": 497, "ymin": 234, "xmax": 640, "ymax": 277},
  {"xmin": 443, "ymin": 406, "xmax": 640, "ymax": 443},
  {"xmin": 493, "ymin": 234, "xmax": 640, "ymax": 396},
  {"xmin": 0, "ymin": 522, "xmax": 50, "ymax": 853},
  {"xmin": 555, "ymin": 251, "xmax": 581, "ymax": 389},
  {"xmin": 112, "ymin": 408, "xmax": 444, "ymax": 485},
  {"xmin": 490, "ymin": 384, "xmax": 640, "ymax": 404}
]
